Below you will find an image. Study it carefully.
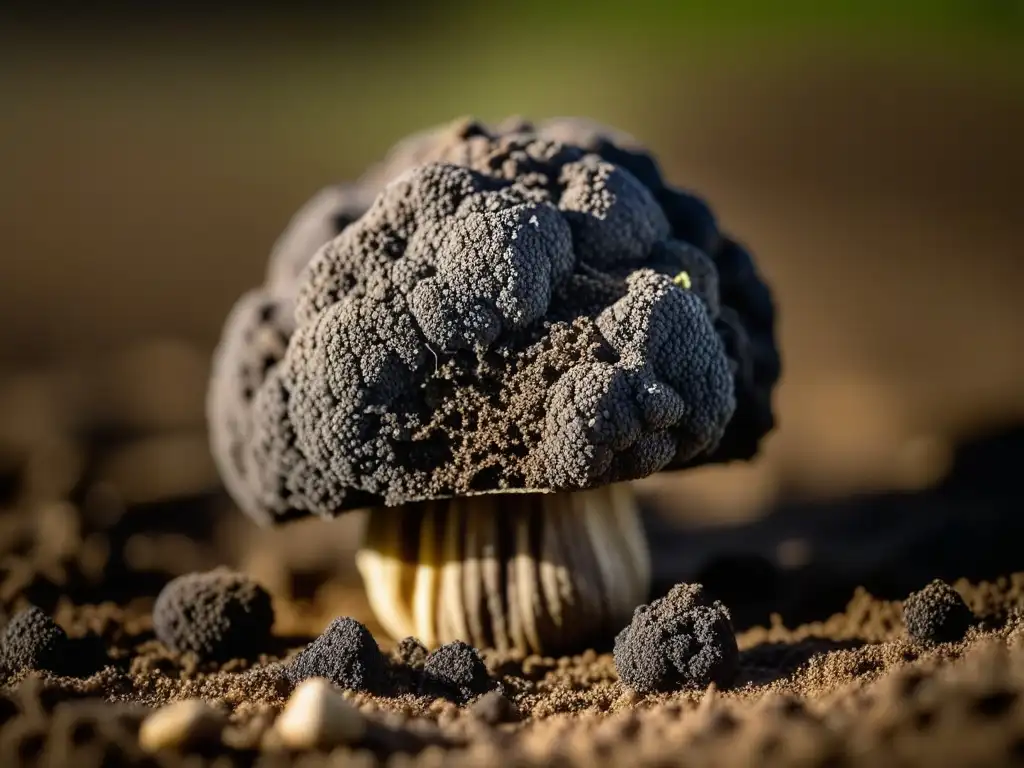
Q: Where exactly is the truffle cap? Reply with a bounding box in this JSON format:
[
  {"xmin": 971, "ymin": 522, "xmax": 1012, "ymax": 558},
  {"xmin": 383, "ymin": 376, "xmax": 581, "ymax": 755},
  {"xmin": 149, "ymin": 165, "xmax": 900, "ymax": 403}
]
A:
[{"xmin": 207, "ymin": 117, "xmax": 780, "ymax": 523}]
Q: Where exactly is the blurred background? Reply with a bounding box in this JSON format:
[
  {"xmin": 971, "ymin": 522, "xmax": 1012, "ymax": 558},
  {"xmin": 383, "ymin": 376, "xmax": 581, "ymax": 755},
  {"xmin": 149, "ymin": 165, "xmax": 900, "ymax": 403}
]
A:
[{"xmin": 1, "ymin": 2, "xmax": 1022, "ymax": 637}]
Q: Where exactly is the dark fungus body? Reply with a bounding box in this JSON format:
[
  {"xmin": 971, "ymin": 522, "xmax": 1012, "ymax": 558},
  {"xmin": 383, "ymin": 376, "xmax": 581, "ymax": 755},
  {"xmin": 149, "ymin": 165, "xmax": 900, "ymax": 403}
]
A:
[
  {"xmin": 152, "ymin": 569, "xmax": 275, "ymax": 662},
  {"xmin": 207, "ymin": 116, "xmax": 781, "ymax": 655},
  {"xmin": 287, "ymin": 617, "xmax": 391, "ymax": 694},
  {"xmin": 903, "ymin": 579, "xmax": 975, "ymax": 645},
  {"xmin": 0, "ymin": 606, "xmax": 70, "ymax": 676},
  {"xmin": 614, "ymin": 583, "xmax": 739, "ymax": 694}
]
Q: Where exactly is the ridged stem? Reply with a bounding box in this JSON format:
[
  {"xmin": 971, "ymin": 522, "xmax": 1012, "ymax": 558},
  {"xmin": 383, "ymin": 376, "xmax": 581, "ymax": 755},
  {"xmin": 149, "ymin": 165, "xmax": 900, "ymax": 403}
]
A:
[{"xmin": 355, "ymin": 484, "xmax": 651, "ymax": 655}]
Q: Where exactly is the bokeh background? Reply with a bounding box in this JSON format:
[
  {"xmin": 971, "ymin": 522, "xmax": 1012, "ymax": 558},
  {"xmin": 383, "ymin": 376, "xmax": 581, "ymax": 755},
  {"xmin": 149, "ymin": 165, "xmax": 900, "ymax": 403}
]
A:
[{"xmin": 1, "ymin": 2, "xmax": 1022, "ymax": 638}]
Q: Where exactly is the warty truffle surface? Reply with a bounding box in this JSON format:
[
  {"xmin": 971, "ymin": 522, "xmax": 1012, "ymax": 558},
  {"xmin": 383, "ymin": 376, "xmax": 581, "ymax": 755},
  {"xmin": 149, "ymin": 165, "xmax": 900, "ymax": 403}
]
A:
[
  {"xmin": 903, "ymin": 579, "xmax": 975, "ymax": 645},
  {"xmin": 0, "ymin": 606, "xmax": 69, "ymax": 675},
  {"xmin": 208, "ymin": 117, "xmax": 781, "ymax": 523},
  {"xmin": 152, "ymin": 569, "xmax": 275, "ymax": 661},
  {"xmin": 419, "ymin": 641, "xmax": 493, "ymax": 704},
  {"xmin": 286, "ymin": 617, "xmax": 391, "ymax": 694},
  {"xmin": 613, "ymin": 582, "xmax": 739, "ymax": 694}
]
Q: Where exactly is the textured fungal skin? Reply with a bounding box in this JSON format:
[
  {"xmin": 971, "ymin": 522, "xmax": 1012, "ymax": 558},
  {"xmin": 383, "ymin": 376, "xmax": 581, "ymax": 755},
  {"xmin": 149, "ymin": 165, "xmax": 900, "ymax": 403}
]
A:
[
  {"xmin": 0, "ymin": 606, "xmax": 69, "ymax": 674},
  {"xmin": 208, "ymin": 117, "xmax": 781, "ymax": 522},
  {"xmin": 419, "ymin": 641, "xmax": 493, "ymax": 703},
  {"xmin": 393, "ymin": 637, "xmax": 429, "ymax": 670},
  {"xmin": 152, "ymin": 569, "xmax": 274, "ymax": 661},
  {"xmin": 613, "ymin": 583, "xmax": 739, "ymax": 694},
  {"xmin": 286, "ymin": 617, "xmax": 390, "ymax": 694},
  {"xmin": 903, "ymin": 579, "xmax": 975, "ymax": 645},
  {"xmin": 207, "ymin": 184, "xmax": 368, "ymax": 526}
]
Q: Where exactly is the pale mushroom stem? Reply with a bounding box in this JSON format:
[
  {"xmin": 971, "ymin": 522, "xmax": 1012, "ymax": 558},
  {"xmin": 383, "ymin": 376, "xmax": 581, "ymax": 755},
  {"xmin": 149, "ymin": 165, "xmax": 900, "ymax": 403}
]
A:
[{"xmin": 355, "ymin": 483, "xmax": 651, "ymax": 655}]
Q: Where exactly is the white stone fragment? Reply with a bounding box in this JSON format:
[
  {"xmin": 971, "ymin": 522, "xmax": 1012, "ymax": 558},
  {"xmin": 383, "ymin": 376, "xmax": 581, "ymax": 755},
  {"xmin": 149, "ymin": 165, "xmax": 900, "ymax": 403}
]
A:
[
  {"xmin": 138, "ymin": 699, "xmax": 226, "ymax": 753},
  {"xmin": 274, "ymin": 677, "xmax": 367, "ymax": 750}
]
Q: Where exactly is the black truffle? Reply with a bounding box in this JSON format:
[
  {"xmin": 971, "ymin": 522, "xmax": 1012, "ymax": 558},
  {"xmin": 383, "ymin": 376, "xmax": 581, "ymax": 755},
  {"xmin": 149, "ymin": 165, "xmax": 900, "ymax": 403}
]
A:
[
  {"xmin": 287, "ymin": 617, "xmax": 390, "ymax": 693},
  {"xmin": 152, "ymin": 568, "xmax": 275, "ymax": 661},
  {"xmin": 0, "ymin": 606, "xmax": 70, "ymax": 675},
  {"xmin": 393, "ymin": 636, "xmax": 429, "ymax": 670},
  {"xmin": 903, "ymin": 579, "xmax": 974, "ymax": 645},
  {"xmin": 420, "ymin": 641, "xmax": 493, "ymax": 704},
  {"xmin": 209, "ymin": 117, "xmax": 779, "ymax": 525},
  {"xmin": 613, "ymin": 583, "xmax": 738, "ymax": 694}
]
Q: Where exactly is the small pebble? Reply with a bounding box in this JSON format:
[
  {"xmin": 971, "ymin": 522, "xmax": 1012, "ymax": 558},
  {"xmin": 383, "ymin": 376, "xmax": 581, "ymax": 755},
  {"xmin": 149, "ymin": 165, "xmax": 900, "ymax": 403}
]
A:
[
  {"xmin": 222, "ymin": 712, "xmax": 276, "ymax": 751},
  {"xmin": 138, "ymin": 699, "xmax": 226, "ymax": 753},
  {"xmin": 273, "ymin": 677, "xmax": 367, "ymax": 750}
]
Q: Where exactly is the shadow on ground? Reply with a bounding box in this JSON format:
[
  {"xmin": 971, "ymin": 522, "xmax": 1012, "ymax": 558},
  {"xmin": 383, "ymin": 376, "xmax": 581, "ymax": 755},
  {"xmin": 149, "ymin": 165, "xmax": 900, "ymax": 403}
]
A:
[{"xmin": 644, "ymin": 422, "xmax": 1024, "ymax": 630}]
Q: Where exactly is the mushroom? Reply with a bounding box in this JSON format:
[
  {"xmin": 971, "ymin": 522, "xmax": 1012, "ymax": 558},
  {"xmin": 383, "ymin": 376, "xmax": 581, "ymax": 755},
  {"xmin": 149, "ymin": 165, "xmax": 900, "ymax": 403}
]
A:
[{"xmin": 207, "ymin": 117, "xmax": 780, "ymax": 655}]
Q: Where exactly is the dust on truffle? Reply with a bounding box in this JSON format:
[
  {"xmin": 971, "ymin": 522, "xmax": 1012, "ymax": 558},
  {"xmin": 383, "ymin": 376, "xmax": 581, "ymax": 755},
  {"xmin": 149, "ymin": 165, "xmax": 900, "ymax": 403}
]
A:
[
  {"xmin": 286, "ymin": 617, "xmax": 390, "ymax": 694},
  {"xmin": 903, "ymin": 579, "xmax": 975, "ymax": 645},
  {"xmin": 613, "ymin": 583, "xmax": 738, "ymax": 694},
  {"xmin": 152, "ymin": 568, "xmax": 275, "ymax": 662},
  {"xmin": 0, "ymin": 606, "xmax": 70, "ymax": 676},
  {"xmin": 208, "ymin": 117, "xmax": 780, "ymax": 525},
  {"xmin": 420, "ymin": 641, "xmax": 493, "ymax": 704},
  {"xmin": 393, "ymin": 636, "xmax": 429, "ymax": 670}
]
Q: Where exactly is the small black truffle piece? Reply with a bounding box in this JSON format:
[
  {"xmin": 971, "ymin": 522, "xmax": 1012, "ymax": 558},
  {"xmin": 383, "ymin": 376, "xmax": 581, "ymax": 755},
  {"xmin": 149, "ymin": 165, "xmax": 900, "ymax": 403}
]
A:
[
  {"xmin": 0, "ymin": 606, "xmax": 70, "ymax": 674},
  {"xmin": 287, "ymin": 617, "xmax": 390, "ymax": 693},
  {"xmin": 152, "ymin": 568, "xmax": 275, "ymax": 661},
  {"xmin": 903, "ymin": 579, "xmax": 974, "ymax": 645},
  {"xmin": 613, "ymin": 583, "xmax": 738, "ymax": 694},
  {"xmin": 420, "ymin": 641, "xmax": 493, "ymax": 704},
  {"xmin": 393, "ymin": 636, "xmax": 428, "ymax": 670}
]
